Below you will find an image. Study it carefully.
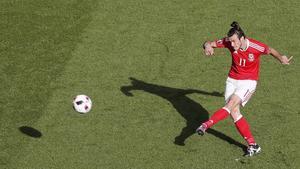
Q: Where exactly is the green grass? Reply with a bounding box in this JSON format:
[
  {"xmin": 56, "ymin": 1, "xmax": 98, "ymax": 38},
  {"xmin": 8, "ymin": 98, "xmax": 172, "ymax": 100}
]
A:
[{"xmin": 0, "ymin": 0, "xmax": 299, "ymax": 168}]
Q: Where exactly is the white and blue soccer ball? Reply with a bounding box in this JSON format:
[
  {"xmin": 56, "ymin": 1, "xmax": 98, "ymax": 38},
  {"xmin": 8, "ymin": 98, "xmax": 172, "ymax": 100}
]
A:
[{"xmin": 73, "ymin": 94, "xmax": 92, "ymax": 114}]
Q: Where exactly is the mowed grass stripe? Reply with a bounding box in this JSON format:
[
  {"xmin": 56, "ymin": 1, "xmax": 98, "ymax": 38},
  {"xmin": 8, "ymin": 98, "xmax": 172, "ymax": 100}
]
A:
[{"xmin": 0, "ymin": 0, "xmax": 97, "ymax": 167}]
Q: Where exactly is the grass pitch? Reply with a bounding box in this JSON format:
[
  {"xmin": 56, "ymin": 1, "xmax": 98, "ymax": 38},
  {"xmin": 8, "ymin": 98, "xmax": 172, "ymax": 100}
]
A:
[{"xmin": 0, "ymin": 0, "xmax": 299, "ymax": 168}]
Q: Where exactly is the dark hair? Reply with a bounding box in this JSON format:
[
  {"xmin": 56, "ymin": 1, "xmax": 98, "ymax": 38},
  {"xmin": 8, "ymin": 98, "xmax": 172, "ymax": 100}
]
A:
[{"xmin": 227, "ymin": 21, "xmax": 246, "ymax": 39}]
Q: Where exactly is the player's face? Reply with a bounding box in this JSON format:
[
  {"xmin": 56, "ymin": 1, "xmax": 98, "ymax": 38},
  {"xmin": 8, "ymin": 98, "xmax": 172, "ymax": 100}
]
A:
[{"xmin": 228, "ymin": 34, "xmax": 242, "ymax": 51}]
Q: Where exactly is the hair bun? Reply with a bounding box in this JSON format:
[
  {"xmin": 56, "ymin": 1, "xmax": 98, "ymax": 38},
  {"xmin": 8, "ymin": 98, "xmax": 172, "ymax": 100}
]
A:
[{"xmin": 231, "ymin": 21, "xmax": 240, "ymax": 30}]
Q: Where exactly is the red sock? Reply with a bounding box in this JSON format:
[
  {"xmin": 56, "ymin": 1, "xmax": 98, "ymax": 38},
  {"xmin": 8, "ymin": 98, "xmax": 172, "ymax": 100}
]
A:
[
  {"xmin": 235, "ymin": 117, "xmax": 256, "ymax": 145},
  {"xmin": 204, "ymin": 107, "xmax": 230, "ymax": 128}
]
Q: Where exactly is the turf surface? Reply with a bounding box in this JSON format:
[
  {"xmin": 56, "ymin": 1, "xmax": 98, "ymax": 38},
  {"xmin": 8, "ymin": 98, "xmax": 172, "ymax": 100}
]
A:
[{"xmin": 1, "ymin": 0, "xmax": 299, "ymax": 168}]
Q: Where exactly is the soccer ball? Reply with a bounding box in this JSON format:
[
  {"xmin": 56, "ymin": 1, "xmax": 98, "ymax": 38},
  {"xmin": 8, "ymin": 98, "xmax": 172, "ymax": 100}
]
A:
[{"xmin": 73, "ymin": 95, "xmax": 92, "ymax": 114}]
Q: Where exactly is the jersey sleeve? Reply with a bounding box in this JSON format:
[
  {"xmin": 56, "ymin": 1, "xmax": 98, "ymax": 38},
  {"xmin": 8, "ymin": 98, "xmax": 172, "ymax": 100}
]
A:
[
  {"xmin": 263, "ymin": 45, "xmax": 270, "ymax": 55},
  {"xmin": 251, "ymin": 39, "xmax": 271, "ymax": 55},
  {"xmin": 259, "ymin": 42, "xmax": 270, "ymax": 55},
  {"xmin": 214, "ymin": 37, "xmax": 231, "ymax": 48}
]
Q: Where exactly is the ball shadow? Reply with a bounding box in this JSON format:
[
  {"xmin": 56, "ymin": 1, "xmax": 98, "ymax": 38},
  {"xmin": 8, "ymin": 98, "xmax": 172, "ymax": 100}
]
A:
[{"xmin": 19, "ymin": 126, "xmax": 42, "ymax": 138}]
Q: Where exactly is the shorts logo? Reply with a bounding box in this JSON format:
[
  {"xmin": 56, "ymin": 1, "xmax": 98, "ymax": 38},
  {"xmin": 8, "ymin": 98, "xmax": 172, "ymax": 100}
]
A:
[{"xmin": 248, "ymin": 53, "xmax": 254, "ymax": 62}]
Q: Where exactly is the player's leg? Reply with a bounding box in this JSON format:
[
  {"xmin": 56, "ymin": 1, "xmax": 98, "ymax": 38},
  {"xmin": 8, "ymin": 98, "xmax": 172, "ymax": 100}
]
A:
[
  {"xmin": 231, "ymin": 106, "xmax": 256, "ymax": 145},
  {"xmin": 196, "ymin": 107, "xmax": 230, "ymax": 135},
  {"xmin": 196, "ymin": 94, "xmax": 241, "ymax": 135},
  {"xmin": 196, "ymin": 77, "xmax": 239, "ymax": 135},
  {"xmin": 232, "ymin": 81, "xmax": 261, "ymax": 156},
  {"xmin": 233, "ymin": 112, "xmax": 261, "ymax": 156}
]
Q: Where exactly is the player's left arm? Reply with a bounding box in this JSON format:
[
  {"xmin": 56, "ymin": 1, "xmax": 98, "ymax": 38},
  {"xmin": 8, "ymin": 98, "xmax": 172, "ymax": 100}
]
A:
[{"xmin": 269, "ymin": 47, "xmax": 293, "ymax": 65}]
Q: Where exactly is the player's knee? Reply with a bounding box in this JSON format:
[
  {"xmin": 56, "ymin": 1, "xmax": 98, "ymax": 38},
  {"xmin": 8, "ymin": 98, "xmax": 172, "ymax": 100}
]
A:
[
  {"xmin": 225, "ymin": 95, "xmax": 241, "ymax": 112},
  {"xmin": 231, "ymin": 111, "xmax": 243, "ymax": 123}
]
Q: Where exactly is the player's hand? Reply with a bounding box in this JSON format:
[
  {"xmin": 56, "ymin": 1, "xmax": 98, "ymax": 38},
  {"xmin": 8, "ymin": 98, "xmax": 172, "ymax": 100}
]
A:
[
  {"xmin": 281, "ymin": 55, "xmax": 293, "ymax": 65},
  {"xmin": 204, "ymin": 45, "xmax": 214, "ymax": 56}
]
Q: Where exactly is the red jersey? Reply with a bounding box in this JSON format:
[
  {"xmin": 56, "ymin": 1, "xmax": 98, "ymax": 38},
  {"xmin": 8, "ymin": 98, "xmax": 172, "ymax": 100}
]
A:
[{"xmin": 215, "ymin": 38, "xmax": 270, "ymax": 80}]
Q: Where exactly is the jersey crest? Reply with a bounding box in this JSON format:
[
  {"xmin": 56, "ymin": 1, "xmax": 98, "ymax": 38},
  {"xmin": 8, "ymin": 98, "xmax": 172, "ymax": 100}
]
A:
[{"xmin": 248, "ymin": 53, "xmax": 254, "ymax": 62}]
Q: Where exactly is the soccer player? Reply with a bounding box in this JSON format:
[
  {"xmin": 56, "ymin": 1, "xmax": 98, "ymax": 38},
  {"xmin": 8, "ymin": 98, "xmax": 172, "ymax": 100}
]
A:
[{"xmin": 196, "ymin": 21, "xmax": 293, "ymax": 156}]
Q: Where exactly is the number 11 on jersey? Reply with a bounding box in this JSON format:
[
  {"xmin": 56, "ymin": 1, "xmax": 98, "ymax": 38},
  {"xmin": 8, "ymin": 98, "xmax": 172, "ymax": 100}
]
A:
[{"xmin": 239, "ymin": 58, "xmax": 246, "ymax": 67}]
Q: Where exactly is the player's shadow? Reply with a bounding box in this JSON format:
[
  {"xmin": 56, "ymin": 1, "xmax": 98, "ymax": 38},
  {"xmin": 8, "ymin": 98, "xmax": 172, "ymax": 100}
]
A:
[{"xmin": 121, "ymin": 77, "xmax": 246, "ymax": 150}]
